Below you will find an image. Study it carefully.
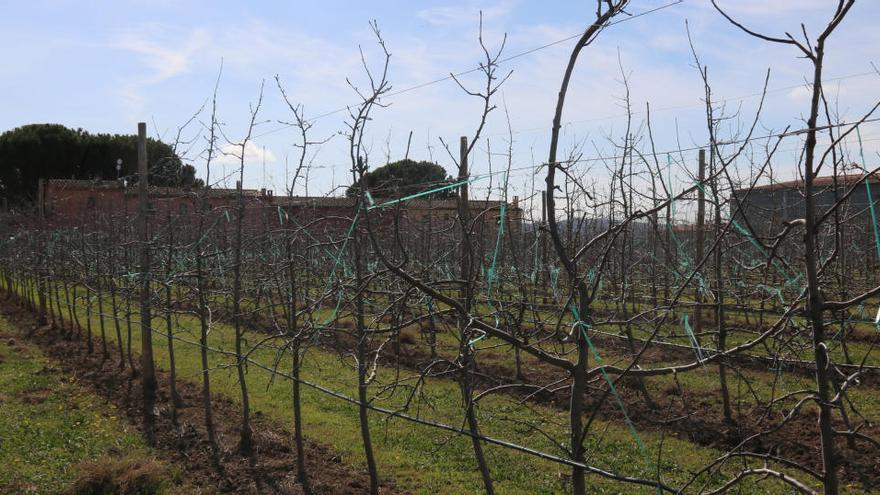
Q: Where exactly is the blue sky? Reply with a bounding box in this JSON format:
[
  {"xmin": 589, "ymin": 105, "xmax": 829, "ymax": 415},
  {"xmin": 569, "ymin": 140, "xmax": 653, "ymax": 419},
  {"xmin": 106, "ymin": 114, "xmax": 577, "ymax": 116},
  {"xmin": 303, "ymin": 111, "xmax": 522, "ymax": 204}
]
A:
[{"xmin": 2, "ymin": 0, "xmax": 879, "ymax": 203}]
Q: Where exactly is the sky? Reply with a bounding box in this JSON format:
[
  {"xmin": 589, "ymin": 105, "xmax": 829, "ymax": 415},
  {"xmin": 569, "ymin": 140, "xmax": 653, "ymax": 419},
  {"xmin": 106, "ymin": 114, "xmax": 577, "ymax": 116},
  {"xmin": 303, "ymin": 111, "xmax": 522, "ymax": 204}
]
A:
[{"xmin": 2, "ymin": 0, "xmax": 879, "ymax": 208}]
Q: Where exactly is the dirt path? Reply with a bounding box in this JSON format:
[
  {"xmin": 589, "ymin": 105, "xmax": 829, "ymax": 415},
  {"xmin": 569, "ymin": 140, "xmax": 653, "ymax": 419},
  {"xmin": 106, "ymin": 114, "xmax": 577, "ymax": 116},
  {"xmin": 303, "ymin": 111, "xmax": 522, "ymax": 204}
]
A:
[{"xmin": 0, "ymin": 298, "xmax": 401, "ymax": 495}]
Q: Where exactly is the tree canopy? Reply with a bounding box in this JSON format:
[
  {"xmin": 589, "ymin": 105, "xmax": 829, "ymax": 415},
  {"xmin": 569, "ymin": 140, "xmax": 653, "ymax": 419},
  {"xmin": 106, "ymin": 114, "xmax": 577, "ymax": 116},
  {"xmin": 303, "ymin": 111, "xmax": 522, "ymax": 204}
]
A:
[
  {"xmin": 0, "ymin": 123, "xmax": 202, "ymax": 205},
  {"xmin": 346, "ymin": 159, "xmax": 454, "ymax": 199}
]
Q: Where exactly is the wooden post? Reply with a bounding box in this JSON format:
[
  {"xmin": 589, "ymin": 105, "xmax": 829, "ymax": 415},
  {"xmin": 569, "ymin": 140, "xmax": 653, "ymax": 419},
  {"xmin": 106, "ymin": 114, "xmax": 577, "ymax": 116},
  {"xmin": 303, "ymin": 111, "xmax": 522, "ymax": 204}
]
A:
[
  {"xmin": 37, "ymin": 179, "xmax": 45, "ymax": 219},
  {"xmin": 694, "ymin": 149, "xmax": 706, "ymax": 336},
  {"xmin": 459, "ymin": 136, "xmax": 470, "ymax": 303},
  {"xmin": 541, "ymin": 190, "xmax": 547, "ymax": 302},
  {"xmin": 137, "ymin": 122, "xmax": 157, "ymax": 444}
]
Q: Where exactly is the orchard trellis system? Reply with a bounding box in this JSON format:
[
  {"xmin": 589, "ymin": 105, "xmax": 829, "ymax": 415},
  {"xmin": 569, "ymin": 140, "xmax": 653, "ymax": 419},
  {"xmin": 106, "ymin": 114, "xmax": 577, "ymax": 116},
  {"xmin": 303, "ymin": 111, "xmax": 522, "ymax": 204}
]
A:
[{"xmin": 3, "ymin": 2, "xmax": 880, "ymax": 494}]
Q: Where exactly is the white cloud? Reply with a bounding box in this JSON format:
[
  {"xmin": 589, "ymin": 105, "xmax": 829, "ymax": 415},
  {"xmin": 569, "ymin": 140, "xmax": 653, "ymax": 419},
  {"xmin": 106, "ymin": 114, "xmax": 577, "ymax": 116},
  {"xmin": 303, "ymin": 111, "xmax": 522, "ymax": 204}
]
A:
[
  {"xmin": 115, "ymin": 27, "xmax": 211, "ymax": 83},
  {"xmin": 417, "ymin": 1, "xmax": 513, "ymax": 26},
  {"xmin": 117, "ymin": 29, "xmax": 208, "ymax": 82},
  {"xmin": 217, "ymin": 141, "xmax": 277, "ymax": 166},
  {"xmin": 704, "ymin": 0, "xmax": 831, "ymax": 17},
  {"xmin": 114, "ymin": 26, "xmax": 211, "ymax": 120},
  {"xmin": 787, "ymin": 85, "xmax": 811, "ymax": 101}
]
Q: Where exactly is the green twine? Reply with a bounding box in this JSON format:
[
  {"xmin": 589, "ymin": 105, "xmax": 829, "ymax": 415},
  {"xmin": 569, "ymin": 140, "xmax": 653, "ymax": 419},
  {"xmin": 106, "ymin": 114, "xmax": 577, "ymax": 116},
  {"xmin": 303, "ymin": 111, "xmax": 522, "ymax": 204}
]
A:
[
  {"xmin": 757, "ymin": 284, "xmax": 786, "ymax": 305},
  {"xmin": 681, "ymin": 313, "xmax": 706, "ymax": 365},
  {"xmin": 856, "ymin": 127, "xmax": 880, "ymax": 262},
  {"xmin": 695, "ymin": 272, "xmax": 711, "ymax": 301},
  {"xmin": 425, "ymin": 296, "xmax": 436, "ymax": 321},
  {"xmin": 530, "ymin": 235, "xmax": 541, "ymax": 284},
  {"xmin": 664, "ymin": 156, "xmax": 695, "ymax": 279},
  {"xmin": 194, "ymin": 211, "xmax": 226, "ymax": 247},
  {"xmin": 549, "ymin": 266, "xmax": 560, "ymax": 290},
  {"xmin": 367, "ymin": 175, "xmax": 486, "ymax": 211},
  {"xmin": 277, "ymin": 206, "xmax": 337, "ymax": 261},
  {"xmin": 730, "ymin": 217, "xmax": 794, "ymax": 285},
  {"xmin": 697, "ymin": 180, "xmax": 795, "ymax": 285},
  {"xmin": 568, "ymin": 304, "xmax": 649, "ymax": 461},
  {"xmin": 313, "ymin": 287, "xmax": 346, "ymax": 340},
  {"xmin": 467, "ymin": 330, "xmax": 488, "ymax": 347},
  {"xmin": 324, "ymin": 210, "xmax": 360, "ymax": 291},
  {"xmin": 586, "ymin": 269, "xmax": 603, "ymax": 296},
  {"xmin": 308, "ymin": 205, "xmax": 361, "ymax": 336},
  {"xmin": 857, "ymin": 303, "xmax": 868, "ymax": 320},
  {"xmin": 485, "ymin": 172, "xmax": 508, "ymax": 306},
  {"xmin": 856, "ymin": 126, "xmax": 880, "ymax": 331},
  {"xmin": 691, "ymin": 179, "xmax": 799, "ymax": 302}
]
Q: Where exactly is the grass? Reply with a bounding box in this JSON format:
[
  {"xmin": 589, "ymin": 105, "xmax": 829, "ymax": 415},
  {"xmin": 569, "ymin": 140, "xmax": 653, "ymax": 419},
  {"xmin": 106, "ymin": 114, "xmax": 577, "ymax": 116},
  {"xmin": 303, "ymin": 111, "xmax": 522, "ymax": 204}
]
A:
[
  {"xmin": 0, "ymin": 313, "xmax": 179, "ymax": 494},
  {"xmin": 27, "ymin": 283, "xmax": 860, "ymax": 495}
]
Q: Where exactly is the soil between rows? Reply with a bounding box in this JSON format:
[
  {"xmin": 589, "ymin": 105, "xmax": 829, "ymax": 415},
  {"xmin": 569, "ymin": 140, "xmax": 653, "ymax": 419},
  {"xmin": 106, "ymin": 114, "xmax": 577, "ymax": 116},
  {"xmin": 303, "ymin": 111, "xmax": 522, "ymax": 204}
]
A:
[{"xmin": 319, "ymin": 317, "xmax": 880, "ymax": 492}]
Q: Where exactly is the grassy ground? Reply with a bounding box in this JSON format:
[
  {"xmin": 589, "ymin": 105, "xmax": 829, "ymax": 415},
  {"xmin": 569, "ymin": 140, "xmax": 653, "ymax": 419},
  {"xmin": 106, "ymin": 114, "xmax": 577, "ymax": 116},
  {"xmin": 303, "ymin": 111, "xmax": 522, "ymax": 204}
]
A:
[
  {"xmin": 32, "ymin": 285, "xmax": 840, "ymax": 495},
  {"xmin": 0, "ymin": 313, "xmax": 182, "ymax": 494}
]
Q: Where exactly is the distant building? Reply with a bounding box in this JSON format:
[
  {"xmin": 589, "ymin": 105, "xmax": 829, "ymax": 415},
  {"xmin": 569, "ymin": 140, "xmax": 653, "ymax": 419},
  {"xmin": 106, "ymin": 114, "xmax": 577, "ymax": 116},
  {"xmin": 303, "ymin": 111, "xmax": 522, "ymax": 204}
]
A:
[
  {"xmin": 731, "ymin": 173, "xmax": 880, "ymax": 233},
  {"xmin": 37, "ymin": 179, "xmax": 522, "ymax": 252},
  {"xmin": 731, "ymin": 172, "xmax": 880, "ymax": 266}
]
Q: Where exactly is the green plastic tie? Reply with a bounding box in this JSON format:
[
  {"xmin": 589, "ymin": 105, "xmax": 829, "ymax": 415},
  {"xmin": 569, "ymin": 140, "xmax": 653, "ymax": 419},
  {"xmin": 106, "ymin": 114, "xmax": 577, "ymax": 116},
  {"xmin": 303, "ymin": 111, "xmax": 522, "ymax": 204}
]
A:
[
  {"xmin": 692, "ymin": 179, "xmax": 798, "ymax": 299},
  {"xmin": 569, "ymin": 304, "xmax": 648, "ymax": 458},
  {"xmin": 313, "ymin": 288, "xmax": 346, "ymax": 339},
  {"xmin": 856, "ymin": 127, "xmax": 880, "ymax": 262},
  {"xmin": 486, "ymin": 189, "xmax": 507, "ymax": 305},
  {"xmin": 324, "ymin": 209, "xmax": 360, "ymax": 291},
  {"xmin": 872, "ymin": 305, "xmax": 878, "ymax": 333},
  {"xmin": 664, "ymin": 156, "xmax": 695, "ymax": 278},
  {"xmin": 425, "ymin": 296, "xmax": 436, "ymax": 322},
  {"xmin": 367, "ymin": 175, "xmax": 486, "ymax": 210},
  {"xmin": 467, "ymin": 330, "xmax": 488, "ymax": 348},
  {"xmin": 549, "ymin": 266, "xmax": 560, "ymax": 290},
  {"xmin": 681, "ymin": 313, "xmax": 706, "ymax": 365}
]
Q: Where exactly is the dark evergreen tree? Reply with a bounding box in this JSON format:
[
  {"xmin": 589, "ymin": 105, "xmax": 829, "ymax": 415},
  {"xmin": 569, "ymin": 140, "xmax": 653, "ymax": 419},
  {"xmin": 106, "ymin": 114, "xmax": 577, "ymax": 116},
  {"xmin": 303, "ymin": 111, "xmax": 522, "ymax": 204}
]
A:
[
  {"xmin": 0, "ymin": 123, "xmax": 202, "ymax": 205},
  {"xmin": 346, "ymin": 159, "xmax": 453, "ymax": 199}
]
